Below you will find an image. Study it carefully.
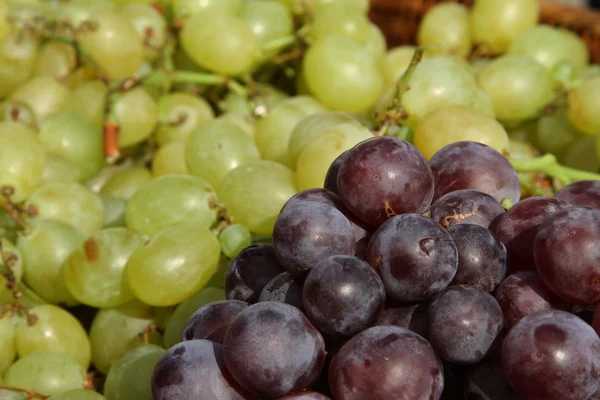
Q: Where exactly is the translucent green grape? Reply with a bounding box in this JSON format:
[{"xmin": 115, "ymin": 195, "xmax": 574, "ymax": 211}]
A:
[
  {"xmin": 0, "ymin": 31, "xmax": 39, "ymax": 99},
  {"xmin": 50, "ymin": 389, "xmax": 106, "ymax": 400},
  {"xmin": 365, "ymin": 23, "xmax": 387, "ymax": 60},
  {"xmin": 417, "ymin": 3, "xmax": 471, "ymax": 57},
  {"xmin": 0, "ymin": 316, "xmax": 16, "ymax": 376},
  {"xmin": 152, "ymin": 142, "xmax": 189, "ymax": 176},
  {"xmin": 222, "ymin": 84, "xmax": 289, "ymax": 118},
  {"xmin": 155, "ymin": 92, "xmax": 215, "ymax": 146},
  {"xmin": 41, "ymin": 154, "xmax": 82, "ymax": 184},
  {"xmin": 100, "ymin": 195, "xmax": 127, "ymax": 228},
  {"xmin": 560, "ymin": 136, "xmax": 600, "ymax": 173},
  {"xmin": 567, "ymin": 77, "xmax": 600, "ymax": 136},
  {"xmin": 9, "ymin": 76, "xmax": 70, "ymax": 122},
  {"xmin": 85, "ymin": 165, "xmax": 123, "ymax": 194},
  {"xmin": 281, "ymin": 95, "xmax": 327, "ymax": 115},
  {"xmin": 219, "ymin": 224, "xmax": 252, "ymax": 259},
  {"xmin": 172, "ymin": 0, "xmax": 243, "ymax": 19},
  {"xmin": 536, "ymin": 107, "xmax": 582, "ymax": 157},
  {"xmin": 382, "ymin": 46, "xmax": 417, "ymax": 88},
  {"xmin": 310, "ymin": 2, "xmax": 371, "ymax": 45},
  {"xmin": 121, "ymin": 3, "xmax": 167, "ymax": 61},
  {"xmin": 113, "ymin": 87, "xmax": 158, "ymax": 148},
  {"xmin": 218, "ymin": 112, "xmax": 257, "ymax": 138},
  {"xmin": 242, "ymin": 0, "xmax": 293, "ymax": 58},
  {"xmin": 33, "ymin": 41, "xmax": 76, "ymax": 82},
  {"xmin": 472, "ymin": 88, "xmax": 496, "ymax": 118},
  {"xmin": 100, "ymin": 167, "xmax": 152, "ymax": 200},
  {"xmin": 64, "ymin": 80, "xmax": 108, "ymax": 127}
]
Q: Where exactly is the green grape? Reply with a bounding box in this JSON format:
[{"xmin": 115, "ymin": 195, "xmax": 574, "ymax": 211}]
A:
[
  {"xmin": 417, "ymin": 3, "xmax": 471, "ymax": 58},
  {"xmin": 0, "ymin": 31, "xmax": 39, "ymax": 98},
  {"xmin": 567, "ymin": 77, "xmax": 600, "ymax": 136},
  {"xmin": 219, "ymin": 224, "xmax": 252, "ymax": 259},
  {"xmin": 49, "ymin": 389, "xmax": 106, "ymax": 400},
  {"xmin": 100, "ymin": 167, "xmax": 152, "ymax": 200},
  {"xmin": 100, "ymin": 195, "xmax": 127, "ymax": 228},
  {"xmin": 222, "ymin": 84, "xmax": 289, "ymax": 117},
  {"xmin": 382, "ymin": 46, "xmax": 416, "ymax": 88},
  {"xmin": 163, "ymin": 287, "xmax": 225, "ymax": 348},
  {"xmin": 64, "ymin": 228, "xmax": 147, "ymax": 308},
  {"xmin": 64, "ymin": 80, "xmax": 108, "ymax": 127},
  {"xmin": 472, "ymin": 88, "xmax": 496, "ymax": 118},
  {"xmin": 280, "ymin": 95, "xmax": 327, "ymax": 115},
  {"xmin": 508, "ymin": 25, "xmax": 589, "ymax": 70},
  {"xmin": 218, "ymin": 112, "xmax": 257, "ymax": 137},
  {"xmin": 0, "ymin": 121, "xmax": 45, "ymax": 202},
  {"xmin": 551, "ymin": 60, "xmax": 579, "ymax": 89},
  {"xmin": 120, "ymin": 3, "xmax": 167, "ymax": 61},
  {"xmin": 414, "ymin": 105, "xmax": 510, "ymax": 160},
  {"xmin": 55, "ymin": 0, "xmax": 116, "ymax": 30},
  {"xmin": 155, "ymin": 92, "xmax": 214, "ymax": 146},
  {"xmin": 0, "ymin": 238, "xmax": 23, "ymax": 306},
  {"xmin": 180, "ymin": 13, "xmax": 258, "ymax": 76},
  {"xmin": 42, "ymin": 154, "xmax": 82, "ymax": 184},
  {"xmin": 365, "ymin": 23, "xmax": 387, "ymax": 61},
  {"xmin": 103, "ymin": 344, "xmax": 165, "ymax": 400},
  {"xmin": 471, "ymin": 0, "xmax": 539, "ymax": 54},
  {"xmin": 4, "ymin": 351, "xmax": 86, "ymax": 395},
  {"xmin": 126, "ymin": 222, "xmax": 221, "ymax": 306},
  {"xmin": 579, "ymin": 65, "xmax": 600, "ymax": 82},
  {"xmin": 0, "ymin": 1, "xmax": 9, "ymax": 43},
  {"xmin": 0, "ymin": 388, "xmax": 26, "ymax": 400},
  {"xmin": 152, "ymin": 142, "xmax": 188, "ymax": 176},
  {"xmin": 38, "ymin": 111, "xmax": 104, "ymax": 181},
  {"xmin": 303, "ymin": 35, "xmax": 384, "ymax": 114},
  {"xmin": 0, "ymin": 315, "xmax": 16, "ymax": 376},
  {"xmin": 16, "ymin": 304, "xmax": 91, "ymax": 368},
  {"xmin": 310, "ymin": 2, "xmax": 371, "ymax": 45},
  {"xmin": 172, "ymin": 0, "xmax": 243, "ymax": 19},
  {"xmin": 506, "ymin": 120, "xmax": 539, "ymax": 146},
  {"xmin": 560, "ymin": 136, "xmax": 600, "ymax": 172},
  {"xmin": 32, "ymin": 41, "xmax": 77, "ymax": 81},
  {"xmin": 9, "ymin": 76, "xmax": 70, "ymax": 122},
  {"xmin": 218, "ymin": 160, "xmax": 297, "ymax": 234},
  {"xmin": 536, "ymin": 107, "xmax": 582, "ymax": 157},
  {"xmin": 86, "ymin": 165, "xmax": 123, "ymax": 194},
  {"xmin": 125, "ymin": 174, "xmax": 217, "ymax": 236},
  {"xmin": 0, "ymin": 100, "xmax": 37, "ymax": 128},
  {"xmin": 296, "ymin": 123, "xmax": 373, "ymax": 190},
  {"xmin": 77, "ymin": 10, "xmax": 144, "ymax": 79},
  {"xmin": 25, "ymin": 182, "xmax": 105, "ymax": 235},
  {"xmin": 241, "ymin": 0, "xmax": 293, "ymax": 58},
  {"xmin": 478, "ymin": 54, "xmax": 555, "ymax": 122},
  {"xmin": 113, "ymin": 87, "xmax": 158, "ymax": 148}
]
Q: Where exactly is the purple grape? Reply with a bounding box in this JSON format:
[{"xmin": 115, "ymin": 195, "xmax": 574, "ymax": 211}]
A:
[
  {"xmin": 273, "ymin": 201, "xmax": 355, "ymax": 276},
  {"xmin": 323, "ymin": 150, "xmax": 350, "ymax": 195},
  {"xmin": 555, "ymin": 180, "xmax": 600, "ymax": 210},
  {"xmin": 374, "ymin": 305, "xmax": 418, "ymax": 329},
  {"xmin": 151, "ymin": 340, "xmax": 254, "ymax": 400},
  {"xmin": 594, "ymin": 306, "xmax": 600, "ymax": 337},
  {"xmin": 225, "ymin": 244, "xmax": 285, "ymax": 303},
  {"xmin": 429, "ymin": 189, "xmax": 505, "ymax": 229},
  {"xmin": 328, "ymin": 325, "xmax": 444, "ymax": 400},
  {"xmin": 337, "ymin": 136, "xmax": 434, "ymax": 227},
  {"xmin": 366, "ymin": 213, "xmax": 458, "ymax": 303},
  {"xmin": 182, "ymin": 300, "xmax": 248, "ymax": 343},
  {"xmin": 428, "ymin": 285, "xmax": 503, "ymax": 364},
  {"xmin": 495, "ymin": 270, "xmax": 566, "ymax": 329},
  {"xmin": 223, "ymin": 302, "xmax": 326, "ymax": 398},
  {"xmin": 258, "ymin": 271, "xmax": 304, "ymax": 311},
  {"xmin": 277, "ymin": 391, "xmax": 331, "ymax": 400},
  {"xmin": 302, "ymin": 255, "xmax": 385, "ymax": 338},
  {"xmin": 534, "ymin": 207, "xmax": 600, "ymax": 305},
  {"xmin": 465, "ymin": 356, "xmax": 525, "ymax": 400},
  {"xmin": 502, "ymin": 310, "xmax": 600, "ymax": 400},
  {"xmin": 488, "ymin": 212, "xmax": 505, "ymax": 237},
  {"xmin": 448, "ymin": 224, "xmax": 507, "ymax": 292},
  {"xmin": 429, "ymin": 141, "xmax": 521, "ymax": 204}
]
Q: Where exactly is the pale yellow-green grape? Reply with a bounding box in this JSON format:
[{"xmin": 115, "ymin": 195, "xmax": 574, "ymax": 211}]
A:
[
  {"xmin": 4, "ymin": 351, "xmax": 86, "ymax": 395},
  {"xmin": 0, "ymin": 238, "xmax": 23, "ymax": 306},
  {"xmin": 185, "ymin": 119, "xmax": 261, "ymax": 188},
  {"xmin": 16, "ymin": 304, "xmax": 91, "ymax": 368},
  {"xmin": 0, "ymin": 31, "xmax": 39, "ymax": 98},
  {"xmin": 9, "ymin": 76, "xmax": 70, "ymax": 122},
  {"xmin": 579, "ymin": 65, "xmax": 600, "ymax": 82},
  {"xmin": 536, "ymin": 107, "xmax": 582, "ymax": 157},
  {"xmin": 120, "ymin": 3, "xmax": 167, "ymax": 61},
  {"xmin": 103, "ymin": 344, "xmax": 165, "ymax": 400},
  {"xmin": 125, "ymin": 174, "xmax": 217, "ymax": 236},
  {"xmin": 152, "ymin": 141, "xmax": 188, "ymax": 176},
  {"xmin": 508, "ymin": 25, "xmax": 589, "ymax": 70},
  {"xmin": 365, "ymin": 23, "xmax": 387, "ymax": 61},
  {"xmin": 310, "ymin": 2, "xmax": 371, "ymax": 45},
  {"xmin": 414, "ymin": 105, "xmax": 510, "ymax": 160},
  {"xmin": 25, "ymin": 182, "xmax": 105, "ymax": 236},
  {"xmin": 219, "ymin": 112, "xmax": 257, "ymax": 137},
  {"xmin": 163, "ymin": 287, "xmax": 225, "ymax": 348},
  {"xmin": 219, "ymin": 224, "xmax": 252, "ymax": 259},
  {"xmin": 77, "ymin": 10, "xmax": 144, "ymax": 79},
  {"xmin": 383, "ymin": 46, "xmax": 416, "ymax": 88},
  {"xmin": 86, "ymin": 165, "xmax": 124, "ymax": 194},
  {"xmin": 0, "ymin": 100, "xmax": 37, "ymax": 128},
  {"xmin": 63, "ymin": 64, "xmax": 99, "ymax": 91},
  {"xmin": 64, "ymin": 228, "xmax": 147, "ymax": 308},
  {"xmin": 222, "ymin": 83, "xmax": 289, "ymax": 117},
  {"xmin": 506, "ymin": 121, "xmax": 539, "ymax": 148},
  {"xmin": 180, "ymin": 13, "xmax": 258, "ymax": 76},
  {"xmin": 0, "ymin": 121, "xmax": 45, "ymax": 202},
  {"xmin": 38, "ymin": 111, "xmax": 104, "ymax": 181},
  {"xmin": 303, "ymin": 35, "xmax": 384, "ymax": 114},
  {"xmin": 50, "ymin": 390, "xmax": 106, "ymax": 400},
  {"xmin": 471, "ymin": 0, "xmax": 539, "ymax": 54},
  {"xmin": 417, "ymin": 3, "xmax": 471, "ymax": 58},
  {"xmin": 218, "ymin": 160, "xmax": 298, "ymax": 233},
  {"xmin": 113, "ymin": 87, "xmax": 158, "ymax": 148},
  {"xmin": 155, "ymin": 92, "xmax": 215, "ymax": 146},
  {"xmin": 0, "ymin": 1, "xmax": 10, "ymax": 44},
  {"xmin": 89, "ymin": 300, "xmax": 158, "ymax": 374},
  {"xmin": 567, "ymin": 77, "xmax": 600, "ymax": 136},
  {"xmin": 371, "ymin": 86, "xmax": 394, "ymax": 117},
  {"xmin": 17, "ymin": 220, "xmax": 84, "ymax": 305},
  {"xmin": 126, "ymin": 222, "xmax": 220, "ymax": 306},
  {"xmin": 296, "ymin": 123, "xmax": 373, "ymax": 190},
  {"xmin": 64, "ymin": 80, "xmax": 108, "ymax": 127},
  {"xmin": 471, "ymin": 58, "xmax": 492, "ymax": 78},
  {"xmin": 560, "ymin": 136, "xmax": 600, "ymax": 172},
  {"xmin": 100, "ymin": 167, "xmax": 152, "ymax": 200},
  {"xmin": 172, "ymin": 0, "xmax": 243, "ymax": 19},
  {"xmin": 281, "ymin": 95, "xmax": 328, "ymax": 115},
  {"xmin": 0, "ymin": 316, "xmax": 16, "ymax": 377},
  {"xmin": 101, "ymin": 195, "xmax": 127, "ymax": 228},
  {"xmin": 478, "ymin": 54, "xmax": 555, "ymax": 122},
  {"xmin": 241, "ymin": 0, "xmax": 293, "ymax": 59},
  {"xmin": 472, "ymin": 88, "xmax": 496, "ymax": 118},
  {"xmin": 32, "ymin": 41, "xmax": 77, "ymax": 81},
  {"xmin": 42, "ymin": 154, "xmax": 82, "ymax": 184},
  {"xmin": 54, "ymin": 0, "xmax": 116, "ymax": 30}
]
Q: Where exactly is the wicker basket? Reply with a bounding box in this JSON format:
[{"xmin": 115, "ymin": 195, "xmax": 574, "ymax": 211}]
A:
[{"xmin": 369, "ymin": 0, "xmax": 600, "ymax": 64}]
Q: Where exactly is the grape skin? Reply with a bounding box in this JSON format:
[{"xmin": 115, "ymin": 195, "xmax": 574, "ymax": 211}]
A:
[
  {"xmin": 258, "ymin": 271, "xmax": 305, "ymax": 311},
  {"xmin": 429, "ymin": 189, "xmax": 505, "ymax": 229},
  {"xmin": 323, "ymin": 150, "xmax": 349, "ymax": 195},
  {"xmin": 374, "ymin": 305, "xmax": 417, "ymax": 329},
  {"xmin": 182, "ymin": 300, "xmax": 248, "ymax": 344},
  {"xmin": 277, "ymin": 392, "xmax": 331, "ymax": 400},
  {"xmin": 555, "ymin": 180, "xmax": 600, "ymax": 211},
  {"xmin": 465, "ymin": 356, "xmax": 525, "ymax": 400}
]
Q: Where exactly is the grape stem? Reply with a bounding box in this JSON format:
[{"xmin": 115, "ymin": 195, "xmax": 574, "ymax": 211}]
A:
[
  {"xmin": 0, "ymin": 385, "xmax": 48, "ymax": 400},
  {"xmin": 511, "ymin": 153, "xmax": 600, "ymax": 185},
  {"xmin": 251, "ymin": 234, "xmax": 273, "ymax": 243}
]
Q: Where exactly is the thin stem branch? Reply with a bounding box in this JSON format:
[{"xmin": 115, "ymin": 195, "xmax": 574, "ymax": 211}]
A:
[
  {"xmin": 511, "ymin": 153, "xmax": 600, "ymax": 185},
  {"xmin": 0, "ymin": 385, "xmax": 47, "ymax": 399}
]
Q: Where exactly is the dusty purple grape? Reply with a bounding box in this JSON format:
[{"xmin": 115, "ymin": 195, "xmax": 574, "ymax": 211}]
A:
[
  {"xmin": 258, "ymin": 271, "xmax": 304, "ymax": 311},
  {"xmin": 323, "ymin": 150, "xmax": 350, "ymax": 196},
  {"xmin": 555, "ymin": 180, "xmax": 600, "ymax": 210},
  {"xmin": 182, "ymin": 300, "xmax": 248, "ymax": 344},
  {"xmin": 277, "ymin": 391, "xmax": 331, "ymax": 400},
  {"xmin": 429, "ymin": 189, "xmax": 505, "ymax": 229},
  {"xmin": 465, "ymin": 356, "xmax": 525, "ymax": 400},
  {"xmin": 374, "ymin": 305, "xmax": 417, "ymax": 329}
]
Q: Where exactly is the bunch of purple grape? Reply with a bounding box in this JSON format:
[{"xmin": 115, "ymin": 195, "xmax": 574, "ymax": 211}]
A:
[{"xmin": 151, "ymin": 137, "xmax": 600, "ymax": 400}]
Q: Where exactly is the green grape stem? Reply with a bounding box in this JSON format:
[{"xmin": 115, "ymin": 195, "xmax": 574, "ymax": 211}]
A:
[
  {"xmin": 511, "ymin": 153, "xmax": 600, "ymax": 185},
  {"xmin": 251, "ymin": 234, "xmax": 273, "ymax": 244},
  {"xmin": 0, "ymin": 385, "xmax": 48, "ymax": 400}
]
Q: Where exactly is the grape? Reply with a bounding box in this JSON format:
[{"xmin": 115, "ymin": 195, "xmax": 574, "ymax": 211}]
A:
[
  {"xmin": 277, "ymin": 392, "xmax": 331, "ymax": 400},
  {"xmin": 594, "ymin": 306, "xmax": 600, "ymax": 337},
  {"xmin": 364, "ymin": 23, "xmax": 386, "ymax": 60},
  {"xmin": 430, "ymin": 141, "xmax": 521, "ymax": 204},
  {"xmin": 101, "ymin": 195, "xmax": 127, "ymax": 228},
  {"xmin": 366, "ymin": 213, "xmax": 458, "ymax": 303},
  {"xmin": 502, "ymin": 310, "xmax": 600, "ymax": 400},
  {"xmin": 4, "ymin": 351, "xmax": 86, "ymax": 396},
  {"xmin": 217, "ymin": 160, "xmax": 298, "ymax": 234},
  {"xmin": 64, "ymin": 80, "xmax": 108, "ymax": 127},
  {"xmin": 303, "ymin": 255, "xmax": 385, "ymax": 338},
  {"xmin": 0, "ymin": 31, "xmax": 38, "ymax": 99},
  {"xmin": 323, "ymin": 150, "xmax": 348, "ymax": 195},
  {"xmin": 8, "ymin": 76, "xmax": 70, "ymax": 122},
  {"xmin": 337, "ymin": 136, "xmax": 434, "ymax": 227},
  {"xmin": 567, "ymin": 77, "xmax": 600, "ymax": 136},
  {"xmin": 241, "ymin": 0, "xmax": 293, "ymax": 56},
  {"xmin": 152, "ymin": 141, "xmax": 189, "ymax": 176},
  {"xmin": 172, "ymin": 0, "xmax": 243, "ymax": 19},
  {"xmin": 536, "ymin": 107, "xmax": 582, "ymax": 157},
  {"xmin": 465, "ymin": 356, "xmax": 525, "ymax": 400},
  {"xmin": 224, "ymin": 84, "xmax": 289, "ymax": 118},
  {"xmin": 448, "ymin": 224, "xmax": 507, "ymax": 291},
  {"xmin": 182, "ymin": 300, "xmax": 248, "ymax": 343},
  {"xmin": 103, "ymin": 344, "xmax": 165, "ymax": 400},
  {"xmin": 417, "ymin": 3, "xmax": 471, "ymax": 57},
  {"xmin": 556, "ymin": 180, "xmax": 600, "ymax": 210},
  {"xmin": 185, "ymin": 119, "xmax": 261, "ymax": 188},
  {"xmin": 120, "ymin": 3, "xmax": 167, "ymax": 61},
  {"xmin": 155, "ymin": 92, "xmax": 215, "ymax": 146},
  {"xmin": 216, "ymin": 224, "xmax": 249, "ymax": 259},
  {"xmin": 0, "ymin": 121, "xmax": 45, "ymax": 202},
  {"xmin": 48, "ymin": 390, "xmax": 106, "ymax": 400},
  {"xmin": 329, "ymin": 325, "xmax": 444, "ymax": 400},
  {"xmin": 534, "ymin": 207, "xmax": 600, "ymax": 305},
  {"xmin": 125, "ymin": 174, "xmax": 217, "ymax": 236},
  {"xmin": 0, "ymin": 316, "xmax": 16, "ymax": 376},
  {"xmin": 310, "ymin": 2, "xmax": 371, "ymax": 45},
  {"xmin": 258, "ymin": 271, "xmax": 305, "ymax": 311},
  {"xmin": 33, "ymin": 41, "xmax": 77, "ymax": 82},
  {"xmin": 495, "ymin": 270, "xmax": 566, "ymax": 329},
  {"xmin": 112, "ymin": 87, "xmax": 158, "ymax": 148},
  {"xmin": 100, "ymin": 167, "xmax": 152, "ymax": 200},
  {"xmin": 374, "ymin": 305, "xmax": 417, "ymax": 329},
  {"xmin": 495, "ymin": 196, "xmax": 570, "ymax": 273},
  {"xmin": 382, "ymin": 45, "xmax": 416, "ymax": 88},
  {"xmin": 428, "ymin": 285, "xmax": 503, "ymax": 364},
  {"xmin": 223, "ymin": 302, "xmax": 326, "ymax": 397},
  {"xmin": 152, "ymin": 339, "xmax": 253, "ymax": 400},
  {"xmin": 429, "ymin": 189, "xmax": 505, "ymax": 230},
  {"xmin": 414, "ymin": 105, "xmax": 509, "ymax": 161},
  {"xmin": 561, "ymin": 136, "xmax": 600, "ymax": 172},
  {"xmin": 302, "ymin": 35, "xmax": 384, "ymax": 113},
  {"xmin": 472, "ymin": 87, "xmax": 496, "ymax": 118},
  {"xmin": 273, "ymin": 201, "xmax": 355, "ymax": 276},
  {"xmin": 55, "ymin": 0, "xmax": 116, "ymax": 29}
]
